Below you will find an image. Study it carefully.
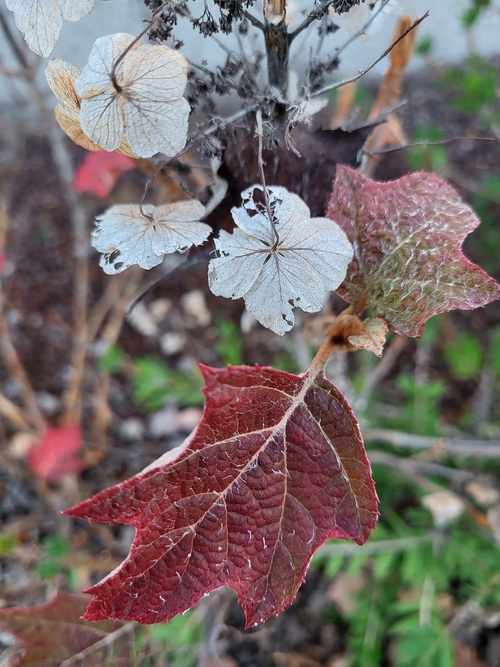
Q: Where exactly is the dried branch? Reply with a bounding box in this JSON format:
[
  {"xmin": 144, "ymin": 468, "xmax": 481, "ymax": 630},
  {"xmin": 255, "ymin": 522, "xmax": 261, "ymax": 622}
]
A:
[
  {"xmin": 0, "ymin": 392, "xmax": 33, "ymax": 430},
  {"xmin": 59, "ymin": 623, "xmax": 136, "ymax": 667},
  {"xmin": 363, "ymin": 428, "xmax": 500, "ymax": 458},
  {"xmin": 91, "ymin": 268, "xmax": 142, "ymax": 457},
  {"xmin": 0, "ymin": 300, "xmax": 45, "ymax": 432},
  {"xmin": 311, "ymin": 13, "xmax": 429, "ymax": 98},
  {"xmin": 363, "ymin": 135, "xmax": 498, "ymax": 157},
  {"xmin": 368, "ymin": 449, "xmax": 475, "ymax": 484},
  {"xmin": 48, "ymin": 127, "xmax": 91, "ymax": 426}
]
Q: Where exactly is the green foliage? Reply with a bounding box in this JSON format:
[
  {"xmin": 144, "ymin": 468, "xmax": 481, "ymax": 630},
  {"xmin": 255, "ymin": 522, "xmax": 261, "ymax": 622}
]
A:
[
  {"xmin": 396, "ymin": 374, "xmax": 446, "ymax": 436},
  {"xmin": 391, "ymin": 612, "xmax": 454, "ymax": 667},
  {"xmin": 466, "ymin": 175, "xmax": 500, "ymax": 273},
  {"xmin": 131, "ymin": 356, "xmax": 203, "ymax": 412},
  {"xmin": 317, "ymin": 488, "xmax": 500, "ymax": 667},
  {"xmin": 442, "ymin": 55, "xmax": 499, "ymax": 118},
  {"xmin": 443, "ymin": 332, "xmax": 483, "ymax": 379},
  {"xmin": 407, "ymin": 126, "xmax": 449, "ymax": 174},
  {"xmin": 97, "ymin": 343, "xmax": 124, "ymax": 373},
  {"xmin": 0, "ymin": 533, "xmax": 18, "ymax": 556},
  {"xmin": 491, "ymin": 326, "xmax": 500, "ymax": 378},
  {"xmin": 36, "ymin": 534, "xmax": 71, "ymax": 579},
  {"xmin": 145, "ymin": 611, "xmax": 204, "ymax": 667},
  {"xmin": 415, "ymin": 37, "xmax": 433, "ymax": 56},
  {"xmin": 461, "ymin": 0, "xmax": 492, "ymax": 27},
  {"xmin": 215, "ymin": 318, "xmax": 244, "ymax": 366}
]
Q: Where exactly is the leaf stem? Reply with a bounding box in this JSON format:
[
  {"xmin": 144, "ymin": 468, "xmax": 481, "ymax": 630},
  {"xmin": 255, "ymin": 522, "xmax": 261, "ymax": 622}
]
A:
[
  {"xmin": 255, "ymin": 109, "xmax": 280, "ymax": 246},
  {"xmin": 310, "ymin": 307, "xmax": 363, "ymax": 373},
  {"xmin": 111, "ymin": 9, "xmax": 164, "ymax": 91}
]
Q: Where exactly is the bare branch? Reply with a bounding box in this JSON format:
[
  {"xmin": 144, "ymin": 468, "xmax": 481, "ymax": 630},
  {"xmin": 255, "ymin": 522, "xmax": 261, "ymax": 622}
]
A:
[
  {"xmin": 311, "ymin": 13, "xmax": 429, "ymax": 98},
  {"xmin": 363, "ymin": 135, "xmax": 498, "ymax": 157},
  {"xmin": 242, "ymin": 8, "xmax": 266, "ymax": 31},
  {"xmin": 363, "ymin": 428, "xmax": 500, "ymax": 459}
]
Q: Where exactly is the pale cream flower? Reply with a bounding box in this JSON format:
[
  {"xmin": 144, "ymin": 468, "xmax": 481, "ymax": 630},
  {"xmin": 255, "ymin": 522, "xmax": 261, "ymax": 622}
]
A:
[
  {"xmin": 75, "ymin": 33, "xmax": 191, "ymax": 159},
  {"xmin": 5, "ymin": 0, "xmax": 95, "ymax": 57}
]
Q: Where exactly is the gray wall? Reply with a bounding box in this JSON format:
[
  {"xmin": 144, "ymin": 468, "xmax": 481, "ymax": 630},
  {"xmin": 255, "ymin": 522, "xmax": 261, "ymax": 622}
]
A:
[{"xmin": 1, "ymin": 0, "xmax": 499, "ymax": 121}]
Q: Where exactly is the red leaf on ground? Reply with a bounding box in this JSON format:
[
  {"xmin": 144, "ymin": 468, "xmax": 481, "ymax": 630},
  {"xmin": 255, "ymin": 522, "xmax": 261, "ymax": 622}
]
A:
[
  {"xmin": 328, "ymin": 165, "xmax": 500, "ymax": 337},
  {"xmin": 27, "ymin": 424, "xmax": 83, "ymax": 483},
  {"xmin": 73, "ymin": 151, "xmax": 135, "ymax": 198},
  {"xmin": 0, "ymin": 591, "xmax": 134, "ymax": 667},
  {"xmin": 66, "ymin": 364, "xmax": 378, "ymax": 628}
]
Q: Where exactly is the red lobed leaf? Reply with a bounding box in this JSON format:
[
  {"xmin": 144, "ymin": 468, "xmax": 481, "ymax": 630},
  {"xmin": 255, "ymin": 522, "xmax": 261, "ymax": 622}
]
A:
[
  {"xmin": 27, "ymin": 424, "xmax": 84, "ymax": 483},
  {"xmin": 66, "ymin": 364, "xmax": 378, "ymax": 628},
  {"xmin": 73, "ymin": 151, "xmax": 135, "ymax": 198},
  {"xmin": 327, "ymin": 165, "xmax": 500, "ymax": 337},
  {"xmin": 0, "ymin": 591, "xmax": 133, "ymax": 667}
]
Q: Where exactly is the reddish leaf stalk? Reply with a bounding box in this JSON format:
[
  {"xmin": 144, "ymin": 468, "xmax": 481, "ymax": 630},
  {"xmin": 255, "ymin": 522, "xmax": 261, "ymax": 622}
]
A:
[{"xmin": 310, "ymin": 307, "xmax": 364, "ymax": 373}]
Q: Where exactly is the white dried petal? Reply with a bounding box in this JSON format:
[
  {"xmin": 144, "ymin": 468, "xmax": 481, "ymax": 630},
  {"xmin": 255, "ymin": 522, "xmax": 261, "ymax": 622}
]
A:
[
  {"xmin": 45, "ymin": 58, "xmax": 138, "ymax": 157},
  {"xmin": 208, "ymin": 185, "xmax": 353, "ymax": 335},
  {"xmin": 5, "ymin": 0, "xmax": 95, "ymax": 57},
  {"xmin": 59, "ymin": 0, "xmax": 95, "ymax": 22},
  {"xmin": 76, "ymin": 33, "xmax": 190, "ymax": 158},
  {"xmin": 92, "ymin": 201, "xmax": 210, "ymax": 274}
]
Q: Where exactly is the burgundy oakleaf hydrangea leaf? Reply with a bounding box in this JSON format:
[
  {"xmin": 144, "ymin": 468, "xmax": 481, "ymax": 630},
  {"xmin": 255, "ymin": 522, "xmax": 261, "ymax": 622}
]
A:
[
  {"xmin": 0, "ymin": 591, "xmax": 133, "ymax": 667},
  {"xmin": 66, "ymin": 364, "xmax": 378, "ymax": 628},
  {"xmin": 327, "ymin": 165, "xmax": 500, "ymax": 337}
]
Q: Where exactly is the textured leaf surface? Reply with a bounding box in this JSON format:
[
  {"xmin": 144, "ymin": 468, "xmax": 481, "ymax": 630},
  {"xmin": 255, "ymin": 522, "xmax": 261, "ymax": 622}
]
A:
[
  {"xmin": 92, "ymin": 201, "xmax": 210, "ymax": 274},
  {"xmin": 27, "ymin": 424, "xmax": 83, "ymax": 483},
  {"xmin": 75, "ymin": 33, "xmax": 190, "ymax": 157},
  {"xmin": 209, "ymin": 186, "xmax": 353, "ymax": 335},
  {"xmin": 0, "ymin": 591, "xmax": 132, "ymax": 667},
  {"xmin": 5, "ymin": 0, "xmax": 95, "ymax": 57},
  {"xmin": 327, "ymin": 166, "xmax": 500, "ymax": 337},
  {"xmin": 66, "ymin": 364, "xmax": 378, "ymax": 628}
]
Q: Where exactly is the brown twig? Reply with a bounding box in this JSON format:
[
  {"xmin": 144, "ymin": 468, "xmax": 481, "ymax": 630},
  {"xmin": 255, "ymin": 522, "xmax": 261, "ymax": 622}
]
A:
[
  {"xmin": 363, "ymin": 135, "xmax": 498, "ymax": 158},
  {"xmin": 0, "ymin": 296, "xmax": 45, "ymax": 433},
  {"xmin": 362, "ymin": 15, "xmax": 416, "ymax": 175},
  {"xmin": 368, "ymin": 449, "xmax": 474, "ymax": 485},
  {"xmin": 363, "ymin": 428, "xmax": 500, "ymax": 458},
  {"xmin": 47, "ymin": 125, "xmax": 91, "ymax": 426},
  {"xmin": 59, "ymin": 623, "xmax": 137, "ymax": 667},
  {"xmin": 0, "ymin": 392, "xmax": 33, "ymax": 431},
  {"xmin": 91, "ymin": 268, "xmax": 142, "ymax": 457},
  {"xmin": 311, "ymin": 13, "xmax": 429, "ymax": 98}
]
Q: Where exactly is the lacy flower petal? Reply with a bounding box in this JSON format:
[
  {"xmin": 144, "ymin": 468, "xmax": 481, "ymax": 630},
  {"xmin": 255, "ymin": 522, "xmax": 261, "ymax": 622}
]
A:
[
  {"xmin": 46, "ymin": 58, "xmax": 138, "ymax": 157},
  {"xmin": 6, "ymin": 0, "xmax": 95, "ymax": 57},
  {"xmin": 58, "ymin": 0, "xmax": 95, "ymax": 22},
  {"xmin": 209, "ymin": 186, "xmax": 353, "ymax": 335},
  {"xmin": 92, "ymin": 201, "xmax": 210, "ymax": 274},
  {"xmin": 75, "ymin": 33, "xmax": 190, "ymax": 158}
]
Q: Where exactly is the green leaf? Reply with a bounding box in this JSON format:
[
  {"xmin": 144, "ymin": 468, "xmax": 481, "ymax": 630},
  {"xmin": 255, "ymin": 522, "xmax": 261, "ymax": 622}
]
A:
[
  {"xmin": 443, "ymin": 332, "xmax": 483, "ymax": 379},
  {"xmin": 132, "ymin": 356, "xmax": 203, "ymax": 411},
  {"xmin": 43, "ymin": 534, "xmax": 71, "ymax": 558},
  {"xmin": 98, "ymin": 344, "xmax": 124, "ymax": 373},
  {"xmin": 215, "ymin": 319, "xmax": 244, "ymax": 366},
  {"xmin": 0, "ymin": 533, "xmax": 18, "ymax": 555},
  {"xmin": 37, "ymin": 560, "xmax": 62, "ymax": 579}
]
